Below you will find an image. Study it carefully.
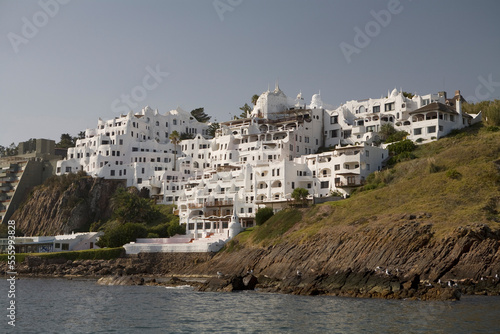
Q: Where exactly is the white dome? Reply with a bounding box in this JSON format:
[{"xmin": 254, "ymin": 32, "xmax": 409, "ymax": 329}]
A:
[
  {"xmin": 391, "ymin": 88, "xmax": 398, "ymax": 97},
  {"xmin": 310, "ymin": 93, "xmax": 323, "ymax": 108}
]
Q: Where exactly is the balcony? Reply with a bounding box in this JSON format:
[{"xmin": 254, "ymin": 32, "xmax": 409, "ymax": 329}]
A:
[
  {"xmin": 335, "ymin": 180, "xmax": 365, "ymax": 188},
  {"xmin": 205, "ymin": 200, "xmax": 233, "ymax": 207}
]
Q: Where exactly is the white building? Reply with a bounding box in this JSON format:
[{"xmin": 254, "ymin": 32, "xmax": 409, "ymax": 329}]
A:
[
  {"xmin": 57, "ymin": 85, "xmax": 480, "ymax": 240},
  {"xmin": 0, "ymin": 232, "xmax": 102, "ymax": 253}
]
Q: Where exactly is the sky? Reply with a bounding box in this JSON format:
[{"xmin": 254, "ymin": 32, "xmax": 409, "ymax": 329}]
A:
[{"xmin": 1, "ymin": 0, "xmax": 500, "ymax": 147}]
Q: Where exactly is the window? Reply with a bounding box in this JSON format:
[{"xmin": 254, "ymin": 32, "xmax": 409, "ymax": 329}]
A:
[
  {"xmin": 321, "ymin": 181, "xmax": 329, "ymax": 189},
  {"xmin": 427, "ymin": 126, "xmax": 436, "ymax": 133},
  {"xmin": 330, "ymin": 115, "xmax": 338, "ymax": 124},
  {"xmin": 62, "ymin": 243, "xmax": 69, "ymax": 251},
  {"xmin": 384, "ymin": 103, "xmax": 394, "ymax": 111},
  {"xmin": 330, "ymin": 130, "xmax": 338, "ymax": 138},
  {"xmin": 291, "ymin": 182, "xmax": 295, "ymax": 189},
  {"xmin": 414, "ymin": 128, "xmax": 422, "ymax": 135},
  {"xmin": 334, "ymin": 164, "xmax": 340, "ymax": 171},
  {"xmin": 55, "ymin": 243, "xmax": 60, "ymax": 249},
  {"xmin": 173, "ymin": 119, "xmax": 177, "ymax": 125},
  {"xmin": 373, "ymin": 106, "xmax": 380, "ymax": 113},
  {"xmin": 137, "ymin": 178, "xmax": 142, "ymax": 183},
  {"xmin": 110, "ymin": 170, "xmax": 115, "ymax": 176}
]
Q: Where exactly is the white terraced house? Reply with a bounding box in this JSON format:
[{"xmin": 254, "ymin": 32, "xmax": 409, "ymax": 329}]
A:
[{"xmin": 57, "ymin": 85, "xmax": 481, "ymax": 240}]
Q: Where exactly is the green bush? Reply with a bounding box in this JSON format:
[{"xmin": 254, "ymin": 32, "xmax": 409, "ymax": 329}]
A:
[
  {"xmin": 385, "ymin": 131, "xmax": 409, "ymax": 143},
  {"xmin": 167, "ymin": 221, "xmax": 186, "ymax": 236},
  {"xmin": 148, "ymin": 224, "xmax": 169, "ymax": 238},
  {"xmin": 446, "ymin": 169, "xmax": 462, "ymax": 180},
  {"xmin": 111, "ymin": 188, "xmax": 159, "ymax": 224},
  {"xmin": 486, "ymin": 126, "xmax": 499, "ymax": 132},
  {"xmin": 255, "ymin": 207, "xmax": 274, "ymax": 226},
  {"xmin": 388, "ymin": 139, "xmax": 416, "ymax": 155},
  {"xmin": 96, "ymin": 222, "xmax": 148, "ymax": 248}
]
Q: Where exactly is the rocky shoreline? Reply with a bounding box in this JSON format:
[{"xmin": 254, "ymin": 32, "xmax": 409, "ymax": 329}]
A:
[
  {"xmin": 2, "ymin": 252, "xmax": 499, "ymax": 301},
  {"xmin": 2, "ymin": 216, "xmax": 500, "ymax": 301}
]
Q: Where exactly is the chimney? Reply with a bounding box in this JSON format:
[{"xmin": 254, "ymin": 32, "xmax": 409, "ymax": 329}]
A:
[
  {"xmin": 438, "ymin": 91, "xmax": 447, "ymax": 99},
  {"xmin": 456, "ymin": 97, "xmax": 462, "ymax": 116},
  {"xmin": 455, "ymin": 90, "xmax": 461, "ymax": 97}
]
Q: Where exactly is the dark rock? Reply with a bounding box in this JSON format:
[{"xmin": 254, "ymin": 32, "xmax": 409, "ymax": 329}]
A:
[{"xmin": 242, "ymin": 275, "xmax": 258, "ymax": 290}]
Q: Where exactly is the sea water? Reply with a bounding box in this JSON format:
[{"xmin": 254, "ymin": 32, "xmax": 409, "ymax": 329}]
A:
[{"xmin": 2, "ymin": 278, "xmax": 500, "ymax": 333}]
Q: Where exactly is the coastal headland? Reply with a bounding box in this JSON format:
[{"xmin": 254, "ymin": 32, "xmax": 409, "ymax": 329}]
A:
[
  {"xmin": 2, "ymin": 125, "xmax": 500, "ymax": 301},
  {"xmin": 2, "ymin": 215, "xmax": 499, "ymax": 301}
]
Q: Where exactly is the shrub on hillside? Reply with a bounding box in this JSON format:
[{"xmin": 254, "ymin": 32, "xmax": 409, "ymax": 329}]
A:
[
  {"xmin": 446, "ymin": 169, "xmax": 462, "ymax": 180},
  {"xmin": 388, "ymin": 139, "xmax": 416, "ymax": 155},
  {"xmin": 167, "ymin": 221, "xmax": 186, "ymax": 236},
  {"xmin": 255, "ymin": 207, "xmax": 274, "ymax": 226},
  {"xmin": 96, "ymin": 222, "xmax": 148, "ymax": 248},
  {"xmin": 111, "ymin": 187, "xmax": 159, "ymax": 224},
  {"xmin": 385, "ymin": 131, "xmax": 409, "ymax": 143},
  {"xmin": 387, "ymin": 139, "xmax": 417, "ymax": 165}
]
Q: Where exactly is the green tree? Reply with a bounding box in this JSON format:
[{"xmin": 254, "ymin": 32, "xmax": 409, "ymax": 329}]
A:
[
  {"xmin": 291, "ymin": 187, "xmax": 309, "ymax": 207},
  {"xmin": 379, "ymin": 123, "xmax": 397, "ymax": 141},
  {"xmin": 402, "ymin": 91, "xmax": 414, "ymax": 99},
  {"xmin": 180, "ymin": 132, "xmax": 194, "ymax": 140},
  {"xmin": 167, "ymin": 221, "xmax": 186, "ymax": 236},
  {"xmin": 190, "ymin": 107, "xmax": 211, "ymax": 123},
  {"xmin": 110, "ymin": 188, "xmax": 159, "ymax": 224},
  {"xmin": 238, "ymin": 103, "xmax": 252, "ymax": 118},
  {"xmin": 96, "ymin": 222, "xmax": 148, "ymax": 248},
  {"xmin": 386, "ymin": 130, "xmax": 409, "ymax": 143},
  {"xmin": 0, "ymin": 143, "xmax": 18, "ymax": 157},
  {"xmin": 255, "ymin": 207, "xmax": 274, "ymax": 226},
  {"xmin": 56, "ymin": 133, "xmax": 76, "ymax": 148},
  {"xmin": 168, "ymin": 130, "xmax": 181, "ymax": 171},
  {"xmin": 252, "ymin": 94, "xmax": 259, "ymax": 105},
  {"xmin": 207, "ymin": 122, "xmax": 220, "ymax": 137},
  {"xmin": 387, "ymin": 139, "xmax": 416, "ymax": 155}
]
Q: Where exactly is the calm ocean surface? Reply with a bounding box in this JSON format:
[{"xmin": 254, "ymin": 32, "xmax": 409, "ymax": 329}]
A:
[{"xmin": 2, "ymin": 278, "xmax": 500, "ymax": 333}]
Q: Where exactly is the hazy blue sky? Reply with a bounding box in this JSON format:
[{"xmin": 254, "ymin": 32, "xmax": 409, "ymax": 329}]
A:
[{"xmin": 1, "ymin": 0, "xmax": 499, "ymax": 147}]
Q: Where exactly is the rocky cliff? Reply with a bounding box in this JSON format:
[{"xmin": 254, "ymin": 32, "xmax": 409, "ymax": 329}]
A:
[
  {"xmin": 11, "ymin": 176, "xmax": 124, "ymax": 236},
  {"xmin": 190, "ymin": 211, "xmax": 500, "ymax": 298}
]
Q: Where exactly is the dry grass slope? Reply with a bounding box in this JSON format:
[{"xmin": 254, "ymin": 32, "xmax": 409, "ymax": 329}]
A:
[{"xmin": 234, "ymin": 124, "xmax": 500, "ymax": 246}]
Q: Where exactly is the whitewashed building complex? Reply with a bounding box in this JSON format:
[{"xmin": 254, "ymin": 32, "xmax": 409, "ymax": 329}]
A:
[{"xmin": 57, "ymin": 85, "xmax": 481, "ymax": 242}]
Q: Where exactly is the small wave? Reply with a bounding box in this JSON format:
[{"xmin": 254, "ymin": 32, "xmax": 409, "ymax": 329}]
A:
[{"xmin": 165, "ymin": 285, "xmax": 193, "ymax": 290}]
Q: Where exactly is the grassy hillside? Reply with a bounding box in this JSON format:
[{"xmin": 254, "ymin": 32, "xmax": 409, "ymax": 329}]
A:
[{"xmin": 236, "ymin": 124, "xmax": 500, "ymax": 246}]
